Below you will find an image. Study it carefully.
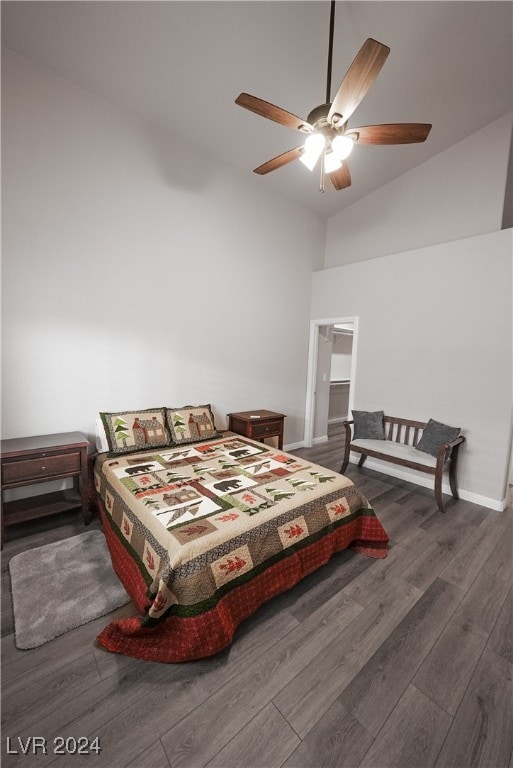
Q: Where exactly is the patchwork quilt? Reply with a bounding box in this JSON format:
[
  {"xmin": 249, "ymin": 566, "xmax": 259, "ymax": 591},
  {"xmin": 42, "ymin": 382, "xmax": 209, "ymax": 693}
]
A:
[{"xmin": 94, "ymin": 434, "xmax": 388, "ymax": 662}]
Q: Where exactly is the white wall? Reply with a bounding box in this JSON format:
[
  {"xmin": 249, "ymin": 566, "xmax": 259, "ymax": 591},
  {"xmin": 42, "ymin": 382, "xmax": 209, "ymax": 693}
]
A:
[
  {"xmin": 1, "ymin": 50, "xmax": 325, "ymax": 448},
  {"xmin": 325, "ymin": 113, "xmax": 513, "ymax": 268},
  {"xmin": 3, "ymin": 49, "xmax": 512, "ymax": 512},
  {"xmin": 311, "ymin": 229, "xmax": 513, "ymax": 509}
]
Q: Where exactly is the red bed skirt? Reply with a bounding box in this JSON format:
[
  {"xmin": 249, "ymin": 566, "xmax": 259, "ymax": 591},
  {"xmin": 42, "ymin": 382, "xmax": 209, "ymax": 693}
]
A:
[{"xmin": 97, "ymin": 506, "xmax": 388, "ymax": 663}]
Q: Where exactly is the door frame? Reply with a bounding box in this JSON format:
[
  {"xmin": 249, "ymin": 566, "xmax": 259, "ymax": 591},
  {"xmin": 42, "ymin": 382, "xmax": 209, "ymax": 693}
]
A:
[{"xmin": 304, "ymin": 316, "xmax": 359, "ymax": 447}]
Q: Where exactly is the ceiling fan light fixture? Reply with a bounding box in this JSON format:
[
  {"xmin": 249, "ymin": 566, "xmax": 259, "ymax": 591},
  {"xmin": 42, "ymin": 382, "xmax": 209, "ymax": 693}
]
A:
[
  {"xmin": 332, "ymin": 134, "xmax": 354, "ymax": 160},
  {"xmin": 299, "ymin": 132, "xmax": 325, "ymax": 171},
  {"xmin": 323, "ymin": 151, "xmax": 342, "ymax": 173}
]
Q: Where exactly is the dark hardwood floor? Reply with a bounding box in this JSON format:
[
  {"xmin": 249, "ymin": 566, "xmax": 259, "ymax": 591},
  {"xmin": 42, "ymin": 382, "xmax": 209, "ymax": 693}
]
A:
[{"xmin": 2, "ymin": 425, "xmax": 512, "ymax": 768}]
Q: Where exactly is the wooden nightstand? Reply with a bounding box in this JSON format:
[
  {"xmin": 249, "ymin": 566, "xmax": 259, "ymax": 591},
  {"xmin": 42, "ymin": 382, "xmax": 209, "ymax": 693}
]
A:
[
  {"xmin": 1, "ymin": 432, "xmax": 90, "ymax": 547},
  {"xmin": 227, "ymin": 410, "xmax": 286, "ymax": 449}
]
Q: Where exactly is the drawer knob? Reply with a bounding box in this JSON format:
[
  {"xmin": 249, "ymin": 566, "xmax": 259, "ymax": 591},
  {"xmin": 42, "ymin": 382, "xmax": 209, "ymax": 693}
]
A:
[{"xmin": 41, "ymin": 466, "xmax": 46, "ymax": 470}]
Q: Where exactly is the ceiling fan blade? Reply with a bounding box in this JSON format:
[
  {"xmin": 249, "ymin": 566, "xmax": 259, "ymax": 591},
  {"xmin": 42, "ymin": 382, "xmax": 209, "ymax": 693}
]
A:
[
  {"xmin": 254, "ymin": 147, "xmax": 304, "ymax": 175},
  {"xmin": 329, "ymin": 163, "xmax": 351, "ymax": 190},
  {"xmin": 235, "ymin": 93, "xmax": 313, "ymax": 133},
  {"xmin": 346, "ymin": 123, "xmax": 432, "ymax": 145},
  {"xmin": 328, "ymin": 39, "xmax": 390, "ymax": 127}
]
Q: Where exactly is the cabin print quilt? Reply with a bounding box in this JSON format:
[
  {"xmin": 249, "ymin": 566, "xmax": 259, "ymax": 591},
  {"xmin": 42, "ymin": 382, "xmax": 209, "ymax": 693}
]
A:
[{"xmin": 94, "ymin": 433, "xmax": 388, "ymax": 662}]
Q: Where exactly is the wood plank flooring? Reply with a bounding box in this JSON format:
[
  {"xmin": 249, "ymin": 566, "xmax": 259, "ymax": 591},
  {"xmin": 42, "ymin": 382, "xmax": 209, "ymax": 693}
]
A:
[{"xmin": 2, "ymin": 425, "xmax": 512, "ymax": 768}]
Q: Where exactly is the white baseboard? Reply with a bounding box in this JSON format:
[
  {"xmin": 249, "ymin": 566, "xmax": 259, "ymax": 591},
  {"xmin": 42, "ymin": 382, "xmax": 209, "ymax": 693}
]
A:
[
  {"xmin": 283, "ymin": 440, "xmax": 305, "ymax": 451},
  {"xmin": 350, "ymin": 455, "xmax": 505, "ymax": 512},
  {"xmin": 460, "ymin": 491, "xmax": 507, "ymax": 512},
  {"xmin": 284, "ymin": 437, "xmax": 327, "ymax": 450}
]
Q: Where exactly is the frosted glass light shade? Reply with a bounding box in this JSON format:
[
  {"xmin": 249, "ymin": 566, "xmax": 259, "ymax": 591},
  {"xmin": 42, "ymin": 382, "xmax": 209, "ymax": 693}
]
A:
[
  {"xmin": 332, "ymin": 134, "xmax": 354, "ymax": 160},
  {"xmin": 324, "ymin": 151, "xmax": 342, "ymax": 173},
  {"xmin": 299, "ymin": 133, "xmax": 325, "ymax": 171}
]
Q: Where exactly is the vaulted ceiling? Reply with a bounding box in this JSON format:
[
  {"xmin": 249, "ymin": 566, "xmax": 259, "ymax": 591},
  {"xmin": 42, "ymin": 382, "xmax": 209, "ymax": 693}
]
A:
[{"xmin": 2, "ymin": 1, "xmax": 512, "ymax": 218}]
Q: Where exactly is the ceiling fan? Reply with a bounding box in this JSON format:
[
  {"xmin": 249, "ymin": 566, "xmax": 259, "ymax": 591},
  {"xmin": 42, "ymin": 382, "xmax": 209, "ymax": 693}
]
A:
[{"xmin": 235, "ymin": 1, "xmax": 431, "ymax": 192}]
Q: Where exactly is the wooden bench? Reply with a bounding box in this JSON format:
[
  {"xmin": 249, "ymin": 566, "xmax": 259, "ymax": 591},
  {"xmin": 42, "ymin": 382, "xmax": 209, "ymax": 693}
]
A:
[{"xmin": 340, "ymin": 415, "xmax": 465, "ymax": 513}]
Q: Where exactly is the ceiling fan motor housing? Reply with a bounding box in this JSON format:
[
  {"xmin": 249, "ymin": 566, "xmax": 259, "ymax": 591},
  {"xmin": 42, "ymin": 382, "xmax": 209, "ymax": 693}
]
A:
[
  {"xmin": 307, "ymin": 103, "xmax": 348, "ymax": 148},
  {"xmin": 306, "ymin": 103, "xmax": 331, "ymax": 126}
]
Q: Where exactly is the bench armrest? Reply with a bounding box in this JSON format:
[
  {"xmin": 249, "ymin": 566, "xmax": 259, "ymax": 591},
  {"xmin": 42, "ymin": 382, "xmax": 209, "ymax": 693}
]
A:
[
  {"xmin": 436, "ymin": 434, "xmax": 465, "ymax": 466},
  {"xmin": 342, "ymin": 419, "xmax": 354, "ymax": 447}
]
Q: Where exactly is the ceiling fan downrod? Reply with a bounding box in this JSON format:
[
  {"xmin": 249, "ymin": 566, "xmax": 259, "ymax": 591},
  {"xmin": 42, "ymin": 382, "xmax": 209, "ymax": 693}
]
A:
[
  {"xmin": 326, "ymin": 0, "xmax": 336, "ymax": 104},
  {"xmin": 317, "ymin": 0, "xmax": 336, "ymax": 194}
]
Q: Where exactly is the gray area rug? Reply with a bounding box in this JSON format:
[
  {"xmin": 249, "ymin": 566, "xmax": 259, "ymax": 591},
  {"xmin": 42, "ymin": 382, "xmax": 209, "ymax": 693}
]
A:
[{"xmin": 9, "ymin": 529, "xmax": 130, "ymax": 649}]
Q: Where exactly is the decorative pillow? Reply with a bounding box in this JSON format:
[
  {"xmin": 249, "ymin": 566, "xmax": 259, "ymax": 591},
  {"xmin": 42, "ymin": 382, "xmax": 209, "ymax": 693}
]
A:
[
  {"xmin": 415, "ymin": 419, "xmax": 460, "ymax": 457},
  {"xmin": 352, "ymin": 410, "xmax": 385, "ymax": 440},
  {"xmin": 166, "ymin": 404, "xmax": 221, "ymax": 445},
  {"xmin": 100, "ymin": 408, "xmax": 170, "ymax": 454}
]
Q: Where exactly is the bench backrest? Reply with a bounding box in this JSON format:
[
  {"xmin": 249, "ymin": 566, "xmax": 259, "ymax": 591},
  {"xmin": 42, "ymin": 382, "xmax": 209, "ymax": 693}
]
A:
[{"xmin": 383, "ymin": 416, "xmax": 427, "ymax": 447}]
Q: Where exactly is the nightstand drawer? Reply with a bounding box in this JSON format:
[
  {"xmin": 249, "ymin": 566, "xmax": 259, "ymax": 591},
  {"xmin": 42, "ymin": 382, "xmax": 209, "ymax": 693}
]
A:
[
  {"xmin": 2, "ymin": 452, "xmax": 81, "ymax": 484},
  {"xmin": 251, "ymin": 420, "xmax": 283, "ymax": 438}
]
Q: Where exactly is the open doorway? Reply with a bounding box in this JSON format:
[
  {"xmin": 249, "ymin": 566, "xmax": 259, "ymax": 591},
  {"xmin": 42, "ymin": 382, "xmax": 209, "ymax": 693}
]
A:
[
  {"xmin": 304, "ymin": 317, "xmax": 358, "ymax": 447},
  {"xmin": 329, "ymin": 323, "xmax": 354, "ymax": 425}
]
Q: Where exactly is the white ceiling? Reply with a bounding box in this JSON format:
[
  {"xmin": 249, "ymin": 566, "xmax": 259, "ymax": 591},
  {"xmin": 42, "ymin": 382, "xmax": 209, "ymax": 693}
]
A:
[{"xmin": 2, "ymin": 1, "xmax": 512, "ymax": 219}]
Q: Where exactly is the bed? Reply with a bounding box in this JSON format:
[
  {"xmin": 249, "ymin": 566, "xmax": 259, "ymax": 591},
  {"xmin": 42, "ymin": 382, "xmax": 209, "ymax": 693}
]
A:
[{"xmin": 93, "ymin": 408, "xmax": 389, "ymax": 663}]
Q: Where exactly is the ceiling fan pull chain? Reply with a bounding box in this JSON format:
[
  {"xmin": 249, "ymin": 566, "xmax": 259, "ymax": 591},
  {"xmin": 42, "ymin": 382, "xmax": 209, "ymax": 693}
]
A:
[{"xmin": 320, "ymin": 153, "xmax": 326, "ymax": 193}]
